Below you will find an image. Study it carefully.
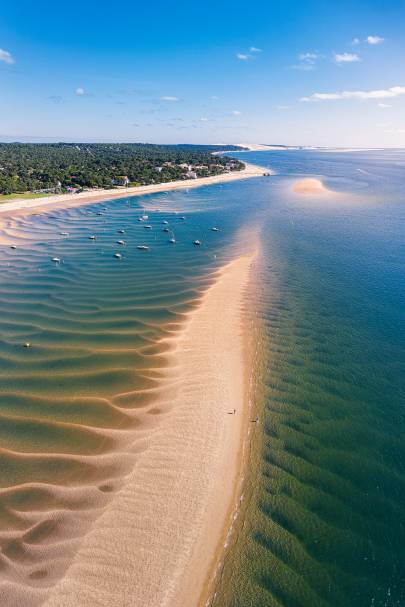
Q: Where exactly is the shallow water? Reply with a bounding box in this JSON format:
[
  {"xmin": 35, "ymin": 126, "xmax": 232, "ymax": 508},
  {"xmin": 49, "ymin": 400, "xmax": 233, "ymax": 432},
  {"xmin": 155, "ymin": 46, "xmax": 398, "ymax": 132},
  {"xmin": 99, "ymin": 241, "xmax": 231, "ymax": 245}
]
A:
[
  {"xmin": 0, "ymin": 183, "xmax": 256, "ymax": 600},
  {"xmin": 1, "ymin": 149, "xmax": 404, "ymax": 606}
]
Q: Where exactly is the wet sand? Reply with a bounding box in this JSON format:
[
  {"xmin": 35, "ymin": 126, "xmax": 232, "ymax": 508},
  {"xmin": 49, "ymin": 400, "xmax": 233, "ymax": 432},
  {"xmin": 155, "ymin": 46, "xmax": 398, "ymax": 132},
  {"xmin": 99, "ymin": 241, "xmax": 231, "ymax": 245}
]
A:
[{"xmin": 35, "ymin": 252, "xmax": 256, "ymax": 607}]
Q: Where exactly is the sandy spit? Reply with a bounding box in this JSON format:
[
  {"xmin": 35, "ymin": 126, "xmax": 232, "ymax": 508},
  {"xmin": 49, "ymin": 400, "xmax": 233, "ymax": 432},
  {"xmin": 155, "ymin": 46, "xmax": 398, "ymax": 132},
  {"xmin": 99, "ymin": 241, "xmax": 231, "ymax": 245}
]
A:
[{"xmin": 42, "ymin": 252, "xmax": 256, "ymax": 607}]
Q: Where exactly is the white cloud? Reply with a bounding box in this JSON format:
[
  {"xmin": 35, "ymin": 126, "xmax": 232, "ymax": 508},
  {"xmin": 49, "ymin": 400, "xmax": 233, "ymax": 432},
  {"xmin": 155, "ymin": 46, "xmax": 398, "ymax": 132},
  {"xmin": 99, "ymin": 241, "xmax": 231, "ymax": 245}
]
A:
[
  {"xmin": 161, "ymin": 96, "xmax": 179, "ymax": 101},
  {"xmin": 292, "ymin": 51, "xmax": 319, "ymax": 71},
  {"xmin": 334, "ymin": 52, "xmax": 361, "ymax": 63},
  {"xmin": 299, "ymin": 52, "xmax": 319, "ymax": 63},
  {"xmin": 75, "ymin": 87, "xmax": 85, "ymax": 96},
  {"xmin": 237, "ymin": 48, "xmax": 263, "ymax": 61},
  {"xmin": 352, "ymin": 38, "xmax": 360, "ymax": 46},
  {"xmin": 232, "ymin": 110, "xmax": 241, "ymax": 116},
  {"xmin": 301, "ymin": 85, "xmax": 405, "ymax": 102},
  {"xmin": 367, "ymin": 35, "xmax": 384, "ymax": 45},
  {"xmin": 0, "ymin": 48, "xmax": 15, "ymax": 64},
  {"xmin": 378, "ymin": 103, "xmax": 391, "ymax": 108}
]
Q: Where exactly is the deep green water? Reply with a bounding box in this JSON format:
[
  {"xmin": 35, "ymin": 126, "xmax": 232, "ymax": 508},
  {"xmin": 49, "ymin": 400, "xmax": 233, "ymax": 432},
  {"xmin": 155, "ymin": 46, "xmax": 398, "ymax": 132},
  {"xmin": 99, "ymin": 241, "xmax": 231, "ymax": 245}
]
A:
[
  {"xmin": 0, "ymin": 150, "xmax": 404, "ymax": 606},
  {"xmin": 212, "ymin": 150, "xmax": 405, "ymax": 607}
]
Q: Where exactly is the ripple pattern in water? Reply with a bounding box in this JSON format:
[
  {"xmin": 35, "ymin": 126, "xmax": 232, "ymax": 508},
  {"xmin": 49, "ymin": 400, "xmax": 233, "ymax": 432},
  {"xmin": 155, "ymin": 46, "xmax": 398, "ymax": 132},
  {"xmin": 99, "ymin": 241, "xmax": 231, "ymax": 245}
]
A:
[{"xmin": 0, "ymin": 186, "xmax": 255, "ymax": 604}]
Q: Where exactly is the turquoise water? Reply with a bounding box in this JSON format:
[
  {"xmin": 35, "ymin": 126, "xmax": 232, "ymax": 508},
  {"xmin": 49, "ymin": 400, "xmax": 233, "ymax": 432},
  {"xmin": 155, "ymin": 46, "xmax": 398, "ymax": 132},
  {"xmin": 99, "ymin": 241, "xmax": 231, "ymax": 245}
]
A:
[{"xmin": 0, "ymin": 149, "xmax": 404, "ymax": 606}]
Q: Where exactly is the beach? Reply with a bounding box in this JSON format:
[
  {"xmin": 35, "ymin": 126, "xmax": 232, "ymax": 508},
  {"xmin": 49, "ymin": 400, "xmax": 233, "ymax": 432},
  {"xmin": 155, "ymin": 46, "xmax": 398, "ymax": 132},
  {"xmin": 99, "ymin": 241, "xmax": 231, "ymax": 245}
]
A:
[
  {"xmin": 36, "ymin": 251, "xmax": 256, "ymax": 607},
  {"xmin": 0, "ymin": 162, "xmax": 265, "ymax": 223}
]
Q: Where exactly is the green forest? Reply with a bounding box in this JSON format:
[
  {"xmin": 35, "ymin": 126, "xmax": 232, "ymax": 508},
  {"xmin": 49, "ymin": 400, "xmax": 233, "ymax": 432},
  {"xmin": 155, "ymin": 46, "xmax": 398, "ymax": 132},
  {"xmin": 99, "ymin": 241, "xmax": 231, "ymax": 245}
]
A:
[{"xmin": 0, "ymin": 143, "xmax": 245, "ymax": 195}]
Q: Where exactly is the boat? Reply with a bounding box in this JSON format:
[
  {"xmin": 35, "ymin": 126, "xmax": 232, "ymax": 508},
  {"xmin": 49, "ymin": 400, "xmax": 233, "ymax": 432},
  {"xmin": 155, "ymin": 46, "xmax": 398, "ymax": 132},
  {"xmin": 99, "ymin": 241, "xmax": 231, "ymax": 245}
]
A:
[
  {"xmin": 60, "ymin": 231, "xmax": 69, "ymax": 236},
  {"xmin": 10, "ymin": 245, "xmax": 17, "ymax": 249},
  {"xmin": 193, "ymin": 240, "xmax": 201, "ymax": 246},
  {"xmin": 97, "ymin": 212, "xmax": 103, "ymax": 216},
  {"xmin": 162, "ymin": 228, "xmax": 169, "ymax": 232},
  {"xmin": 180, "ymin": 216, "xmax": 186, "ymax": 221},
  {"xmin": 88, "ymin": 235, "xmax": 96, "ymax": 240},
  {"xmin": 52, "ymin": 257, "xmax": 61, "ymax": 263},
  {"xmin": 163, "ymin": 220, "xmax": 169, "ymax": 225},
  {"xmin": 116, "ymin": 240, "xmax": 125, "ymax": 245},
  {"xmin": 118, "ymin": 229, "xmax": 125, "ymax": 234},
  {"xmin": 137, "ymin": 245, "xmax": 149, "ymax": 251},
  {"xmin": 211, "ymin": 227, "xmax": 219, "ymax": 232},
  {"xmin": 114, "ymin": 252, "xmax": 122, "ymax": 259},
  {"xmin": 169, "ymin": 238, "xmax": 176, "ymax": 244},
  {"xmin": 141, "ymin": 214, "xmax": 148, "ymax": 220},
  {"xmin": 144, "ymin": 225, "xmax": 152, "ymax": 230}
]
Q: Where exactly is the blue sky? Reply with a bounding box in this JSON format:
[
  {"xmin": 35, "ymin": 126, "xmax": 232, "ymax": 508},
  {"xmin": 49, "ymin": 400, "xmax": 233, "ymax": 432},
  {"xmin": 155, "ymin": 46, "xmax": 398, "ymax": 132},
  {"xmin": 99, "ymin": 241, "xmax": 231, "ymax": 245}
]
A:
[{"xmin": 1, "ymin": 0, "xmax": 405, "ymax": 146}]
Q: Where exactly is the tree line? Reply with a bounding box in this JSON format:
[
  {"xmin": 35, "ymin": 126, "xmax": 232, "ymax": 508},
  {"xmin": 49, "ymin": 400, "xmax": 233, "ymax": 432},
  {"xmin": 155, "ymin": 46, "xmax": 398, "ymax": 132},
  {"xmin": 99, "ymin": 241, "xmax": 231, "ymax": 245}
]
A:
[{"xmin": 0, "ymin": 143, "xmax": 245, "ymax": 194}]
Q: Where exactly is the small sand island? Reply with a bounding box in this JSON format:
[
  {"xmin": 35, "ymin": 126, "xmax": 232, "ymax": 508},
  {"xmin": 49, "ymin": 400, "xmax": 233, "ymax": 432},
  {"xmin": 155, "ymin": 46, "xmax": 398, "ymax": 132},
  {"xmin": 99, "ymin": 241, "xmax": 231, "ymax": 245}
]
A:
[{"xmin": 293, "ymin": 177, "xmax": 333, "ymax": 195}]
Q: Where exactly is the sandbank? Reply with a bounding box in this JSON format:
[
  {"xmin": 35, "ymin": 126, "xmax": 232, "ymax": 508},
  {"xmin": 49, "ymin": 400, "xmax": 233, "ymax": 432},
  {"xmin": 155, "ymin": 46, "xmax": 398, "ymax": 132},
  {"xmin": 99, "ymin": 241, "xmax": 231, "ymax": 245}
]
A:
[
  {"xmin": 293, "ymin": 177, "xmax": 333, "ymax": 195},
  {"xmin": 41, "ymin": 252, "xmax": 256, "ymax": 607}
]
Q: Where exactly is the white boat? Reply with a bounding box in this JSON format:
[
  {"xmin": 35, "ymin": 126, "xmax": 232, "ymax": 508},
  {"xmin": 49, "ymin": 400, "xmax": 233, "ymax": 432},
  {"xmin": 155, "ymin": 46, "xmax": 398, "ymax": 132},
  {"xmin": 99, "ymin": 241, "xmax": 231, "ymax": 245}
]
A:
[
  {"xmin": 169, "ymin": 238, "xmax": 176, "ymax": 244},
  {"xmin": 10, "ymin": 245, "xmax": 17, "ymax": 249},
  {"xmin": 163, "ymin": 220, "xmax": 169, "ymax": 225},
  {"xmin": 137, "ymin": 245, "xmax": 149, "ymax": 251},
  {"xmin": 52, "ymin": 257, "xmax": 61, "ymax": 263},
  {"xmin": 114, "ymin": 252, "xmax": 122, "ymax": 259},
  {"xmin": 144, "ymin": 225, "xmax": 152, "ymax": 229},
  {"xmin": 193, "ymin": 240, "xmax": 201, "ymax": 246},
  {"xmin": 162, "ymin": 228, "xmax": 169, "ymax": 232},
  {"xmin": 211, "ymin": 227, "xmax": 219, "ymax": 232},
  {"xmin": 60, "ymin": 232, "xmax": 69, "ymax": 236},
  {"xmin": 118, "ymin": 229, "xmax": 125, "ymax": 234},
  {"xmin": 116, "ymin": 240, "xmax": 125, "ymax": 245},
  {"xmin": 88, "ymin": 235, "xmax": 96, "ymax": 240}
]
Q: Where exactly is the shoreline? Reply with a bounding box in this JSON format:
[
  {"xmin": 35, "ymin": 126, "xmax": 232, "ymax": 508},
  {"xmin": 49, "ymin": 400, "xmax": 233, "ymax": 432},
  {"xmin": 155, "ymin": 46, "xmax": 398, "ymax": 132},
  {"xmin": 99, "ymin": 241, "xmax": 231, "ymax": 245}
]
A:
[
  {"xmin": 0, "ymin": 162, "xmax": 265, "ymax": 221},
  {"xmin": 42, "ymin": 251, "xmax": 257, "ymax": 607}
]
